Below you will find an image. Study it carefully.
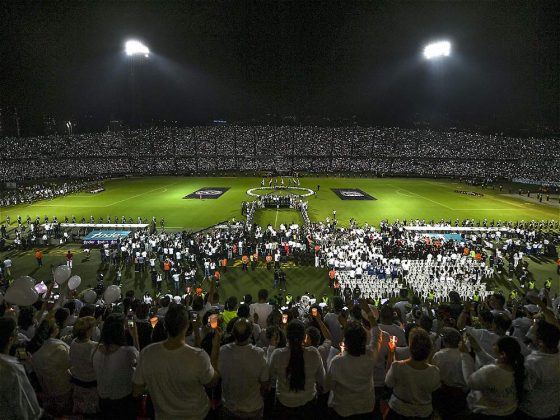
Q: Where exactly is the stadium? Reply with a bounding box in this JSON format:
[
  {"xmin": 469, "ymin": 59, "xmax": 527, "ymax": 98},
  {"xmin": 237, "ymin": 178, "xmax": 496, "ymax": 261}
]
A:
[{"xmin": 0, "ymin": 2, "xmax": 559, "ymax": 420}]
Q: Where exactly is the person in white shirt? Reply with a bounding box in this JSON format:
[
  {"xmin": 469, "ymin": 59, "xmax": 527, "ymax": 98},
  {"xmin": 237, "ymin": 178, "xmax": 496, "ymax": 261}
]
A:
[
  {"xmin": 0, "ymin": 317, "xmax": 42, "ymax": 420},
  {"xmin": 520, "ymin": 319, "xmax": 560, "ymax": 419},
  {"xmin": 93, "ymin": 313, "xmax": 139, "ymax": 420},
  {"xmin": 461, "ymin": 334, "xmax": 524, "ymax": 418},
  {"xmin": 379, "ymin": 305, "xmax": 406, "ymax": 347},
  {"xmin": 269, "ymin": 320, "xmax": 325, "ymax": 417},
  {"xmin": 69, "ymin": 316, "xmax": 99, "ymax": 415},
  {"xmin": 432, "ymin": 328, "xmax": 470, "ymax": 418},
  {"xmin": 133, "ymin": 303, "xmax": 220, "ymax": 420},
  {"xmin": 385, "ymin": 328, "xmax": 441, "ymax": 419},
  {"xmin": 31, "ymin": 318, "xmax": 72, "ymax": 415},
  {"xmin": 327, "ymin": 320, "xmax": 376, "ymax": 419},
  {"xmin": 250, "ymin": 289, "xmax": 273, "ymax": 329},
  {"xmin": 219, "ymin": 318, "xmax": 269, "ymax": 419}
]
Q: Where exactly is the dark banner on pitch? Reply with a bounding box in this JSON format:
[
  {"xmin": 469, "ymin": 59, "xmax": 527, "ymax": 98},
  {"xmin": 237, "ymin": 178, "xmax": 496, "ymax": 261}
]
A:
[
  {"xmin": 184, "ymin": 187, "xmax": 230, "ymax": 199},
  {"xmin": 331, "ymin": 188, "xmax": 376, "ymax": 200}
]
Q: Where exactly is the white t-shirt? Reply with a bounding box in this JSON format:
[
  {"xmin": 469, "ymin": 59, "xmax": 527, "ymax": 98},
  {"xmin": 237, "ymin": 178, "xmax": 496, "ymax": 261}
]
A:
[
  {"xmin": 249, "ymin": 303, "xmax": 273, "ymax": 329},
  {"xmin": 432, "ymin": 347, "xmax": 469, "ymax": 389},
  {"xmin": 31, "ymin": 338, "xmax": 72, "ymax": 397},
  {"xmin": 327, "ymin": 350, "xmax": 376, "ymax": 417},
  {"xmin": 133, "ymin": 342, "xmax": 214, "ymax": 420},
  {"xmin": 93, "ymin": 346, "xmax": 138, "ymax": 400},
  {"xmin": 521, "ymin": 351, "xmax": 560, "ymax": 418},
  {"xmin": 219, "ymin": 343, "xmax": 269, "ymax": 414},
  {"xmin": 69, "ymin": 339, "xmax": 98, "ymax": 382},
  {"xmin": 269, "ymin": 346, "xmax": 325, "ymax": 408},
  {"xmin": 463, "ymin": 358, "xmax": 517, "ymax": 416},
  {"xmin": 385, "ymin": 361, "xmax": 440, "ymax": 418}
]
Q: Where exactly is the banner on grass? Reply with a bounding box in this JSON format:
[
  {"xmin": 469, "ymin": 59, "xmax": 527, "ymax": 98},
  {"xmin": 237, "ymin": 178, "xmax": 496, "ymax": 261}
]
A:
[
  {"xmin": 184, "ymin": 187, "xmax": 230, "ymax": 199},
  {"xmin": 83, "ymin": 230, "xmax": 131, "ymax": 245},
  {"xmin": 331, "ymin": 188, "xmax": 375, "ymax": 200}
]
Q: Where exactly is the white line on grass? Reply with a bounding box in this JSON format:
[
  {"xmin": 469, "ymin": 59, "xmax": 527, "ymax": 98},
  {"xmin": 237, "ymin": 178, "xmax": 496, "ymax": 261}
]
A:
[
  {"xmin": 399, "ymin": 188, "xmax": 454, "ymax": 210},
  {"xmin": 274, "ymin": 209, "xmax": 279, "ymax": 228},
  {"xmin": 104, "ymin": 182, "xmax": 179, "ymax": 207}
]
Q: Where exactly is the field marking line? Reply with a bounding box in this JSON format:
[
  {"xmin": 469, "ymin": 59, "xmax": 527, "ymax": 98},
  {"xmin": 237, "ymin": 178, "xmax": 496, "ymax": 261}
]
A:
[
  {"xmin": 104, "ymin": 182, "xmax": 179, "ymax": 207},
  {"xmin": 398, "ymin": 188, "xmax": 454, "ymax": 210},
  {"xmin": 274, "ymin": 209, "xmax": 279, "ymax": 228},
  {"xmin": 396, "ymin": 189, "xmax": 414, "ymax": 197}
]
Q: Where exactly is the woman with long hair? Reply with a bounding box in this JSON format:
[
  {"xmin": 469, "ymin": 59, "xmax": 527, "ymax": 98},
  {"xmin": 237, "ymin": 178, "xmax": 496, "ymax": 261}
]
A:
[
  {"xmin": 92, "ymin": 313, "xmax": 139, "ymax": 420},
  {"xmin": 268, "ymin": 320, "xmax": 325, "ymax": 419},
  {"xmin": 461, "ymin": 334, "xmax": 525, "ymax": 419}
]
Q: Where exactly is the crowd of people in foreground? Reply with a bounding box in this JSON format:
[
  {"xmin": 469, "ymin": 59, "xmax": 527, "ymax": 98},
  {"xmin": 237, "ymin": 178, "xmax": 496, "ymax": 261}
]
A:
[
  {"xmin": 1, "ymin": 277, "xmax": 559, "ymax": 420},
  {"xmin": 1, "ymin": 126, "xmax": 559, "ymax": 183}
]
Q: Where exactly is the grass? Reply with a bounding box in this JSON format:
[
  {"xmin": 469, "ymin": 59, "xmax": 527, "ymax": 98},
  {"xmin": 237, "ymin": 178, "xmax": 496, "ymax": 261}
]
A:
[
  {"xmin": 1, "ymin": 176, "xmax": 558, "ymax": 301},
  {"xmin": 1, "ymin": 176, "xmax": 558, "ymax": 229}
]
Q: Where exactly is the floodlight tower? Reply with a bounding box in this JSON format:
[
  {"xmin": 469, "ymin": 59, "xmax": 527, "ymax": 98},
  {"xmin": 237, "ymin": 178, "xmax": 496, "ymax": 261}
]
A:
[{"xmin": 125, "ymin": 39, "xmax": 150, "ymax": 127}]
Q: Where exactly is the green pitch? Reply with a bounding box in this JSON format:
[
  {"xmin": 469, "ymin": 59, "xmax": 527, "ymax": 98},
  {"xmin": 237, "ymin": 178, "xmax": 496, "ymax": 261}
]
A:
[
  {"xmin": 1, "ymin": 176, "xmax": 558, "ymax": 229},
  {"xmin": 1, "ymin": 176, "xmax": 558, "ymax": 301}
]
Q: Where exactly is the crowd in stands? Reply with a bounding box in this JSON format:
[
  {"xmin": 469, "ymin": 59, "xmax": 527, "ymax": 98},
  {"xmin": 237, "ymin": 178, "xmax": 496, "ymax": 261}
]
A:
[
  {"xmin": 1, "ymin": 126, "xmax": 558, "ymax": 183},
  {"xmin": 0, "ymin": 179, "xmax": 103, "ymax": 208}
]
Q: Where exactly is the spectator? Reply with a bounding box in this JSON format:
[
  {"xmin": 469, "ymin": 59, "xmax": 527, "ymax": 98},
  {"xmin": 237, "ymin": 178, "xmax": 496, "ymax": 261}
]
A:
[
  {"xmin": 133, "ymin": 303, "xmax": 220, "ymax": 419},
  {"xmin": 326, "ymin": 320, "xmax": 376, "ymax": 419},
  {"xmin": 385, "ymin": 328, "xmax": 440, "ymax": 419},
  {"xmin": 0, "ymin": 317, "xmax": 42, "ymax": 419},
  {"xmin": 268, "ymin": 319, "xmax": 326, "ymax": 418},
  {"xmin": 92, "ymin": 313, "xmax": 139, "ymax": 420},
  {"xmin": 219, "ymin": 318, "xmax": 269, "ymax": 419}
]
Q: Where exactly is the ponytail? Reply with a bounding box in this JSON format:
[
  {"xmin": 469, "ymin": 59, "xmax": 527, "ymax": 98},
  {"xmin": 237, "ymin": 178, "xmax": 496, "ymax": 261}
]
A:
[
  {"xmin": 496, "ymin": 336, "xmax": 525, "ymax": 402},
  {"xmin": 285, "ymin": 320, "xmax": 306, "ymax": 392}
]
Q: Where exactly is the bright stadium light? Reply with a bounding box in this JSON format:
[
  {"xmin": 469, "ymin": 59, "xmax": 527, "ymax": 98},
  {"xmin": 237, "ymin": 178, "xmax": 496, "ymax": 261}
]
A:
[
  {"xmin": 125, "ymin": 40, "xmax": 149, "ymax": 57},
  {"xmin": 423, "ymin": 41, "xmax": 451, "ymax": 59}
]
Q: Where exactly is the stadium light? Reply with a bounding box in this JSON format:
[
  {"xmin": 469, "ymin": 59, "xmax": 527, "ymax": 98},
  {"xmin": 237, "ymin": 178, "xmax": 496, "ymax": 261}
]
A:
[
  {"xmin": 125, "ymin": 40, "xmax": 149, "ymax": 57},
  {"xmin": 423, "ymin": 41, "xmax": 451, "ymax": 60}
]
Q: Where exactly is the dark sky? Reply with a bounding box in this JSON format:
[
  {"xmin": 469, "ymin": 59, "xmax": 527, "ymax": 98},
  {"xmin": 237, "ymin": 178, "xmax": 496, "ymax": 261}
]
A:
[{"xmin": 1, "ymin": 0, "xmax": 558, "ymax": 132}]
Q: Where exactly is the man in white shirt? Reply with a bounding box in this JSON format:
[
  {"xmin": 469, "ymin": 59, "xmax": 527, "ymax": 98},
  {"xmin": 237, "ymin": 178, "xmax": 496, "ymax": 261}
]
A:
[
  {"xmin": 219, "ymin": 319, "xmax": 269, "ymax": 418},
  {"xmin": 520, "ymin": 319, "xmax": 560, "ymax": 419},
  {"xmin": 249, "ymin": 289, "xmax": 273, "ymax": 329},
  {"xmin": 0, "ymin": 317, "xmax": 42, "ymax": 420},
  {"xmin": 133, "ymin": 304, "xmax": 221, "ymax": 420},
  {"xmin": 378, "ymin": 305, "xmax": 406, "ymax": 347}
]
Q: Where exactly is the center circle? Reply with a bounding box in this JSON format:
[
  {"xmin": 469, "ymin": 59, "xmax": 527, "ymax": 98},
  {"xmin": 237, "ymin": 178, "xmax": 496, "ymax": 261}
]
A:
[{"xmin": 246, "ymin": 186, "xmax": 315, "ymax": 198}]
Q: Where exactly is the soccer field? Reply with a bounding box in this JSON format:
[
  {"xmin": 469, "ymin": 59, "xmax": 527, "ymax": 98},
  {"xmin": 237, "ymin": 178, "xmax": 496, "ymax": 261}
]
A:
[{"xmin": 1, "ymin": 176, "xmax": 558, "ymax": 230}]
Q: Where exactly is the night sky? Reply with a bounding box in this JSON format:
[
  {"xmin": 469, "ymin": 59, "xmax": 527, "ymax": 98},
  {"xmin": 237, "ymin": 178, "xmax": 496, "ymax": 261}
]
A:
[{"xmin": 1, "ymin": 1, "xmax": 558, "ymax": 133}]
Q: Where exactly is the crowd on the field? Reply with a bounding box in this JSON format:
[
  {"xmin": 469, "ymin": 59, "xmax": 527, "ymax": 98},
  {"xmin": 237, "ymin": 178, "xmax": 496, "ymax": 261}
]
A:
[{"xmin": 1, "ymin": 126, "xmax": 559, "ymax": 183}]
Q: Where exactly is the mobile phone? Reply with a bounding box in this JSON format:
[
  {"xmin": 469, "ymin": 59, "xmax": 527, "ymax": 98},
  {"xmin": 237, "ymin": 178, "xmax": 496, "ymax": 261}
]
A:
[
  {"xmin": 16, "ymin": 347, "xmax": 28, "ymax": 360},
  {"xmin": 353, "ymin": 300, "xmax": 359, "ymax": 305},
  {"xmin": 127, "ymin": 319, "xmax": 134, "ymax": 328},
  {"xmin": 311, "ymin": 308, "xmax": 318, "ymax": 317},
  {"xmin": 282, "ymin": 314, "xmax": 288, "ymax": 324},
  {"xmin": 192, "ymin": 312, "xmax": 198, "ymax": 322}
]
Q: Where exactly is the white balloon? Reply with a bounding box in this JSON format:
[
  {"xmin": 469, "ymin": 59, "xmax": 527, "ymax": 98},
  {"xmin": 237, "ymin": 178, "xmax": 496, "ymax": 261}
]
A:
[
  {"xmin": 83, "ymin": 289, "xmax": 97, "ymax": 304},
  {"xmin": 13, "ymin": 276, "xmax": 36, "ymax": 290},
  {"xmin": 68, "ymin": 275, "xmax": 81, "ymax": 291},
  {"xmin": 104, "ymin": 285, "xmax": 121, "ymax": 304},
  {"xmin": 54, "ymin": 265, "xmax": 71, "ymax": 285},
  {"xmin": 34, "ymin": 281, "xmax": 48, "ymax": 295},
  {"xmin": 5, "ymin": 286, "xmax": 38, "ymax": 306}
]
